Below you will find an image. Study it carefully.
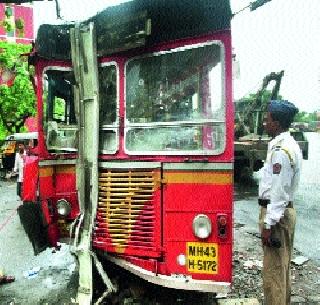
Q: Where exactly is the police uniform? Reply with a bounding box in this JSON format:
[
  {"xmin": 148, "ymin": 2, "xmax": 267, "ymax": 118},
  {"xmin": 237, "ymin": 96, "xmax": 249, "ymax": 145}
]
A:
[{"xmin": 258, "ymin": 101, "xmax": 302, "ymax": 305}]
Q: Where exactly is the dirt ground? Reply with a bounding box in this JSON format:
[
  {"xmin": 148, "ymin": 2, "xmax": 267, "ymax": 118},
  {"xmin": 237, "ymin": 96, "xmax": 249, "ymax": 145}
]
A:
[
  {"xmin": 231, "ymin": 221, "xmax": 320, "ymax": 304},
  {"xmin": 0, "ymin": 179, "xmax": 319, "ymax": 304}
]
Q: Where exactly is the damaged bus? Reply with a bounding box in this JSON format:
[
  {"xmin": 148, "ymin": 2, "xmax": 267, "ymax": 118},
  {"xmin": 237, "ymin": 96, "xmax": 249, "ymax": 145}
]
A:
[{"xmin": 21, "ymin": 0, "xmax": 234, "ymax": 302}]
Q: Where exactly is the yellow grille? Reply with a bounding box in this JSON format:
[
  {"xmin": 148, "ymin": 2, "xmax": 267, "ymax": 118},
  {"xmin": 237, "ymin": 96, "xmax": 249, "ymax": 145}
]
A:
[{"xmin": 95, "ymin": 169, "xmax": 159, "ymax": 253}]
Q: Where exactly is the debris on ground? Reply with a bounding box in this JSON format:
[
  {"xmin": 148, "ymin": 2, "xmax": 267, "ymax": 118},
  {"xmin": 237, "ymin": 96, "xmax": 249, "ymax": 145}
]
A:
[
  {"xmin": 0, "ymin": 275, "xmax": 15, "ymax": 285},
  {"xmin": 23, "ymin": 266, "xmax": 41, "ymax": 279},
  {"xmin": 230, "ymin": 225, "xmax": 320, "ymax": 304},
  {"xmin": 291, "ymin": 255, "xmax": 309, "ymax": 265},
  {"xmin": 217, "ymin": 298, "xmax": 259, "ymax": 305}
]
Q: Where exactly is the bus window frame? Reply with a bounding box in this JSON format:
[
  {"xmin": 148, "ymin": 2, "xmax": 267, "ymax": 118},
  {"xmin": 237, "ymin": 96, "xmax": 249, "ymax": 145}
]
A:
[
  {"xmin": 99, "ymin": 61, "xmax": 120, "ymax": 155},
  {"xmin": 42, "ymin": 66, "xmax": 78, "ymax": 152}
]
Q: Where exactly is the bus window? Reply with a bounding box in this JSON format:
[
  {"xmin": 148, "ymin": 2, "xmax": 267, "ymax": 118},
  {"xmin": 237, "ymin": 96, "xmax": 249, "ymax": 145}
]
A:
[
  {"xmin": 43, "ymin": 69, "xmax": 77, "ymax": 152},
  {"xmin": 99, "ymin": 63, "xmax": 118, "ymax": 154},
  {"xmin": 125, "ymin": 42, "xmax": 226, "ymax": 155},
  {"xmin": 99, "ymin": 64, "xmax": 117, "ymax": 125}
]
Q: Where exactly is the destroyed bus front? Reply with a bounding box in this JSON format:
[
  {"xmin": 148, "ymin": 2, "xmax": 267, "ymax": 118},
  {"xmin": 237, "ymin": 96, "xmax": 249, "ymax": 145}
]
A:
[
  {"xmin": 23, "ymin": 0, "xmax": 233, "ymax": 295},
  {"xmin": 92, "ymin": 38, "xmax": 233, "ymax": 293},
  {"xmin": 26, "ymin": 36, "xmax": 233, "ymax": 293}
]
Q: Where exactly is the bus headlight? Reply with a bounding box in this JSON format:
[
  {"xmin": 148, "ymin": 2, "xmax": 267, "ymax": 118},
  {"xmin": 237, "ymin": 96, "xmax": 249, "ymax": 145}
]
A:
[
  {"xmin": 192, "ymin": 214, "xmax": 212, "ymax": 239},
  {"xmin": 56, "ymin": 199, "xmax": 71, "ymax": 216},
  {"xmin": 177, "ymin": 254, "xmax": 186, "ymax": 266}
]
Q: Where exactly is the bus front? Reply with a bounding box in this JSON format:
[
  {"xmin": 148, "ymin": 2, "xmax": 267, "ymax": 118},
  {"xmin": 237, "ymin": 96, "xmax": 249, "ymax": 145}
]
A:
[{"xmin": 93, "ymin": 30, "xmax": 233, "ymax": 294}]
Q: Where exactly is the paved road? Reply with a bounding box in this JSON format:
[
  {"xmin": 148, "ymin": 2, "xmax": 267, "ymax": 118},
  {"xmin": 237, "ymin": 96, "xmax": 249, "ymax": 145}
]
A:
[
  {"xmin": 0, "ymin": 180, "xmax": 77, "ymax": 305},
  {"xmin": 0, "ymin": 133, "xmax": 319, "ymax": 304}
]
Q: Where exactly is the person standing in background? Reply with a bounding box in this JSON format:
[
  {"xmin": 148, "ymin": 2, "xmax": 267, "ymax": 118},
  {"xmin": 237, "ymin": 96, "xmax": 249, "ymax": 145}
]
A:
[
  {"xmin": 257, "ymin": 100, "xmax": 302, "ymax": 305},
  {"xmin": 13, "ymin": 147, "xmax": 25, "ymax": 199}
]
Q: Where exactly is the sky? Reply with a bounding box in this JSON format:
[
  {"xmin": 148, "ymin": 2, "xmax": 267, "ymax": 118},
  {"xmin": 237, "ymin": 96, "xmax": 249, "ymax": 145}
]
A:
[
  {"xmin": 33, "ymin": 0, "xmax": 320, "ymax": 112},
  {"xmin": 231, "ymin": 0, "xmax": 320, "ymax": 112}
]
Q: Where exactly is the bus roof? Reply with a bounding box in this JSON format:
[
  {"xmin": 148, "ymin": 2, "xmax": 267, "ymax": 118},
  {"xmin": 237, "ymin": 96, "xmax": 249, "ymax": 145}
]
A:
[{"xmin": 35, "ymin": 0, "xmax": 232, "ymax": 60}]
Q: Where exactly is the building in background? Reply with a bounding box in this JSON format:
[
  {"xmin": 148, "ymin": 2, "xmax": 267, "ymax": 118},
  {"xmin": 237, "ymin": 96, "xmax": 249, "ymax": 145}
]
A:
[{"xmin": 0, "ymin": 3, "xmax": 33, "ymax": 44}]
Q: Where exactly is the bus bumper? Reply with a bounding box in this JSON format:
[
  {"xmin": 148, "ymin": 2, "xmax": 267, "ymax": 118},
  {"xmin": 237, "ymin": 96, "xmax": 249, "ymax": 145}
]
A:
[{"xmin": 104, "ymin": 254, "xmax": 230, "ymax": 295}]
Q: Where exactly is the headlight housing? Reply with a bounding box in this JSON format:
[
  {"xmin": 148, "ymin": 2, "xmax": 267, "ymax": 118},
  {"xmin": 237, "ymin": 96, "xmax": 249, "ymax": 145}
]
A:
[
  {"xmin": 192, "ymin": 214, "xmax": 212, "ymax": 239},
  {"xmin": 56, "ymin": 199, "xmax": 71, "ymax": 216}
]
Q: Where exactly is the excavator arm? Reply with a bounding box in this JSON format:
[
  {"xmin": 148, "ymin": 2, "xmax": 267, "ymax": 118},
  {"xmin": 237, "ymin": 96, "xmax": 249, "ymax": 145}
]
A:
[{"xmin": 235, "ymin": 70, "xmax": 284, "ymax": 138}]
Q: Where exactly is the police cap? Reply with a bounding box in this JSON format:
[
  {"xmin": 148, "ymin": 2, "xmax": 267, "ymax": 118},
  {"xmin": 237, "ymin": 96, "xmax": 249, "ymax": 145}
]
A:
[{"xmin": 268, "ymin": 100, "xmax": 299, "ymax": 117}]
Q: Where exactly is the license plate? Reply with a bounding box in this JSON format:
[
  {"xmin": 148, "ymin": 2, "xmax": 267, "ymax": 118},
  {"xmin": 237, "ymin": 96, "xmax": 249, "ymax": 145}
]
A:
[{"xmin": 186, "ymin": 242, "xmax": 218, "ymax": 274}]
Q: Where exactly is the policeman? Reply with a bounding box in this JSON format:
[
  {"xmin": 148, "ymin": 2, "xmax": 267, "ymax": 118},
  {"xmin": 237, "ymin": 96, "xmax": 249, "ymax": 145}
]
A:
[{"xmin": 258, "ymin": 100, "xmax": 302, "ymax": 305}]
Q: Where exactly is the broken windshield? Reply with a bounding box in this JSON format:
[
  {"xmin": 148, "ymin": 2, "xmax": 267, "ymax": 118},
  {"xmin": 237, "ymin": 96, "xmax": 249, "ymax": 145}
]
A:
[{"xmin": 125, "ymin": 42, "xmax": 226, "ymax": 155}]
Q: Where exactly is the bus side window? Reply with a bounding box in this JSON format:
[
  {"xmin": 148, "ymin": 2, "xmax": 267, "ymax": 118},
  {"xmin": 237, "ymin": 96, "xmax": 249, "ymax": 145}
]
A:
[
  {"xmin": 47, "ymin": 72, "xmax": 76, "ymax": 125},
  {"xmin": 99, "ymin": 65, "xmax": 117, "ymax": 125},
  {"xmin": 44, "ymin": 70, "xmax": 77, "ymax": 151}
]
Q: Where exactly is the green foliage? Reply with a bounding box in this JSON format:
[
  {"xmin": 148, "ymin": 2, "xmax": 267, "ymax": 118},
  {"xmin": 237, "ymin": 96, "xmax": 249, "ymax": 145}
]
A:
[
  {"xmin": 0, "ymin": 41, "xmax": 36, "ymax": 139},
  {"xmin": 0, "ymin": 124, "xmax": 6, "ymax": 139},
  {"xmin": 53, "ymin": 97, "xmax": 66, "ymax": 120},
  {"xmin": 5, "ymin": 7, "xmax": 13, "ymax": 18},
  {"xmin": 294, "ymin": 111, "xmax": 318, "ymax": 123},
  {"xmin": 236, "ymin": 89, "xmax": 282, "ymax": 113},
  {"xmin": 15, "ymin": 18, "xmax": 24, "ymax": 30},
  {"xmin": 239, "ymin": 90, "xmax": 318, "ymax": 126},
  {"xmin": 2, "ymin": 19, "xmax": 14, "ymax": 33},
  {"xmin": 15, "ymin": 18, "xmax": 25, "ymax": 37}
]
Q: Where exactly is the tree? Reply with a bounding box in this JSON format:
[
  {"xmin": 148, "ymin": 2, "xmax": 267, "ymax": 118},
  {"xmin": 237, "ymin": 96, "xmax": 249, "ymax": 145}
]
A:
[
  {"xmin": 0, "ymin": 41, "xmax": 36, "ymax": 139},
  {"xmin": 294, "ymin": 111, "xmax": 318, "ymax": 123}
]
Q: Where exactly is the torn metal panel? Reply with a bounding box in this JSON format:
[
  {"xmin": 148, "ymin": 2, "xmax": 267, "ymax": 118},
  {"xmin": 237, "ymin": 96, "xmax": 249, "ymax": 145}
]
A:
[{"xmin": 70, "ymin": 22, "xmax": 106, "ymax": 304}]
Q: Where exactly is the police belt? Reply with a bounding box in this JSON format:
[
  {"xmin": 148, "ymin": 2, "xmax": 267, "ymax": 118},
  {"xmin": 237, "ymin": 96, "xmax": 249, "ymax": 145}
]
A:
[{"xmin": 258, "ymin": 199, "xmax": 293, "ymax": 208}]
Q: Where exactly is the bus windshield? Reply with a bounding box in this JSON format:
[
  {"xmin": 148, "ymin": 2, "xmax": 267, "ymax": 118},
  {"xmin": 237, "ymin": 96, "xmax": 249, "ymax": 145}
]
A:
[{"xmin": 125, "ymin": 42, "xmax": 226, "ymax": 155}]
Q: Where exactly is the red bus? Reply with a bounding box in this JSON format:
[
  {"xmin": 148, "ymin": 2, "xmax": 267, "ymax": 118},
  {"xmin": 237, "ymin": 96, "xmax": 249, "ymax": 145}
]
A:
[{"xmin": 22, "ymin": 0, "xmax": 234, "ymax": 301}]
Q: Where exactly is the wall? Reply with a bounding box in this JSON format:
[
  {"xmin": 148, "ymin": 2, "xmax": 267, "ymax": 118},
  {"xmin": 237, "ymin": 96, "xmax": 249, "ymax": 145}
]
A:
[{"xmin": 0, "ymin": 3, "xmax": 34, "ymax": 44}]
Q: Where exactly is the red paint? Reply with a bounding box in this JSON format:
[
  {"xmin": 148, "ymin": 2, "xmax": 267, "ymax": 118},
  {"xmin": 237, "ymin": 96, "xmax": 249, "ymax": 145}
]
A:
[
  {"xmin": 47, "ymin": 223, "xmax": 59, "ymax": 247},
  {"xmin": 22, "ymin": 155, "xmax": 38, "ymax": 202},
  {"xmin": 0, "ymin": 4, "xmax": 5, "ymax": 36},
  {"xmin": 39, "ymin": 175, "xmax": 55, "ymax": 199},
  {"xmin": 41, "ymin": 200, "xmax": 51, "ymax": 225},
  {"xmin": 164, "ymin": 184, "xmax": 233, "ymax": 211},
  {"xmin": 24, "ymin": 116, "xmax": 38, "ymax": 132},
  {"xmin": 163, "ymin": 183, "xmax": 232, "ymax": 282}
]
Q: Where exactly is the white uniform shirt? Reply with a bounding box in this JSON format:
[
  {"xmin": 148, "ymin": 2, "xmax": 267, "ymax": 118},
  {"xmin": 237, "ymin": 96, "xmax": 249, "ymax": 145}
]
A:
[
  {"xmin": 13, "ymin": 153, "xmax": 25, "ymax": 183},
  {"xmin": 258, "ymin": 131, "xmax": 302, "ymax": 226}
]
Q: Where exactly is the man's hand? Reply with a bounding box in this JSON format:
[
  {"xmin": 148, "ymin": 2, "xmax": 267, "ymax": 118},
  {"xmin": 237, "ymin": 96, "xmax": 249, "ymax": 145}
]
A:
[{"xmin": 262, "ymin": 228, "xmax": 272, "ymax": 246}]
